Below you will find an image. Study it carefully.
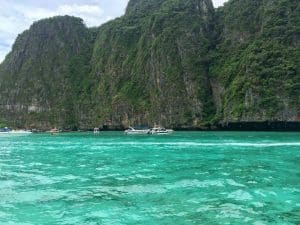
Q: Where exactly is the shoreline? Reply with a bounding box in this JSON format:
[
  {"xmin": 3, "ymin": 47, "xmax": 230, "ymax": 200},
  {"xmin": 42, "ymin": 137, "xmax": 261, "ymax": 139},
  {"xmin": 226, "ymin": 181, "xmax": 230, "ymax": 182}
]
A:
[{"xmin": 25, "ymin": 121, "xmax": 300, "ymax": 133}]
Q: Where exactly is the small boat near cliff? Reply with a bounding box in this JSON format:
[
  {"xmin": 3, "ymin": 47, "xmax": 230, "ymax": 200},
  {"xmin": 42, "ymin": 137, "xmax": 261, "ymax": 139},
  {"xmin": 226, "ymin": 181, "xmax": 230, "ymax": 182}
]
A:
[
  {"xmin": 0, "ymin": 127, "xmax": 32, "ymax": 136},
  {"xmin": 124, "ymin": 126, "xmax": 174, "ymax": 135},
  {"xmin": 49, "ymin": 128, "xmax": 60, "ymax": 135},
  {"xmin": 125, "ymin": 126, "xmax": 150, "ymax": 134},
  {"xmin": 148, "ymin": 127, "xmax": 174, "ymax": 134}
]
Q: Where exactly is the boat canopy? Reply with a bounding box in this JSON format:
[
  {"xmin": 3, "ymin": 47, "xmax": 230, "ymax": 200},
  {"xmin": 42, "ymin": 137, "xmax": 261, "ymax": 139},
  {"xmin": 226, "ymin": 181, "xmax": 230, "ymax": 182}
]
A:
[{"xmin": 0, "ymin": 127, "xmax": 11, "ymax": 132}]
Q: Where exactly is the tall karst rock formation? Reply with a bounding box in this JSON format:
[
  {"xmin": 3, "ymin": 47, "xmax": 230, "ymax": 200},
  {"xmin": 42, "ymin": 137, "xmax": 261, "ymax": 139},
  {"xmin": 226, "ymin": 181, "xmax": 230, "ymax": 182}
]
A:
[
  {"xmin": 0, "ymin": 0, "xmax": 299, "ymax": 129},
  {"xmin": 90, "ymin": 0, "xmax": 216, "ymax": 128},
  {"xmin": 211, "ymin": 0, "xmax": 300, "ymax": 122},
  {"xmin": 0, "ymin": 16, "xmax": 95, "ymax": 129}
]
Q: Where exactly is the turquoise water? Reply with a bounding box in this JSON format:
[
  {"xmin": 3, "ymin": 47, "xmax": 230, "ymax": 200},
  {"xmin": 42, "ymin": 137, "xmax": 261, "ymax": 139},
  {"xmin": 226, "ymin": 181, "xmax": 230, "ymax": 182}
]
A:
[{"xmin": 0, "ymin": 132, "xmax": 299, "ymax": 225}]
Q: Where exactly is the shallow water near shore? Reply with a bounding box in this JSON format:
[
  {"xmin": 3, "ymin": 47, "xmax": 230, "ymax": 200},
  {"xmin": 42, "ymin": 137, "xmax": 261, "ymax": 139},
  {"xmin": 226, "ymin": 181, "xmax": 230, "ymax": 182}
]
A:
[{"xmin": 0, "ymin": 132, "xmax": 299, "ymax": 224}]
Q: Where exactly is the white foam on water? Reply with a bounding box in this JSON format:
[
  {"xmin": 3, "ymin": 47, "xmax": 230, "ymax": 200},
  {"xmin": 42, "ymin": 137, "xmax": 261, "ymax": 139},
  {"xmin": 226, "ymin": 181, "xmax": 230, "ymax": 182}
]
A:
[
  {"xmin": 134, "ymin": 174, "xmax": 157, "ymax": 179},
  {"xmin": 90, "ymin": 141, "xmax": 300, "ymax": 148},
  {"xmin": 216, "ymin": 203, "xmax": 244, "ymax": 219},
  {"xmin": 94, "ymin": 179, "xmax": 225, "ymax": 196},
  {"xmin": 58, "ymin": 174, "xmax": 80, "ymax": 181},
  {"xmin": 282, "ymin": 187, "xmax": 300, "ymax": 193},
  {"xmin": 254, "ymin": 221, "xmax": 267, "ymax": 225},
  {"xmin": 228, "ymin": 190, "xmax": 253, "ymax": 201},
  {"xmin": 5, "ymin": 222, "xmax": 33, "ymax": 225},
  {"xmin": 0, "ymin": 211, "xmax": 8, "ymax": 218},
  {"xmin": 254, "ymin": 190, "xmax": 267, "ymax": 197},
  {"xmin": 2, "ymin": 171, "xmax": 58, "ymax": 186},
  {"xmin": 252, "ymin": 202, "xmax": 265, "ymax": 208},
  {"xmin": 247, "ymin": 180, "xmax": 258, "ymax": 184},
  {"xmin": 269, "ymin": 191, "xmax": 278, "ymax": 196},
  {"xmin": 227, "ymin": 179, "xmax": 246, "ymax": 187},
  {"xmin": 104, "ymin": 184, "xmax": 167, "ymax": 195},
  {"xmin": 0, "ymin": 180, "xmax": 21, "ymax": 189},
  {"xmin": 88, "ymin": 210, "xmax": 114, "ymax": 218},
  {"xmin": 1, "ymin": 190, "xmax": 68, "ymax": 204},
  {"xmin": 162, "ymin": 179, "xmax": 225, "ymax": 191},
  {"xmin": 222, "ymin": 172, "xmax": 231, "ymax": 176},
  {"xmin": 196, "ymin": 205, "xmax": 214, "ymax": 212}
]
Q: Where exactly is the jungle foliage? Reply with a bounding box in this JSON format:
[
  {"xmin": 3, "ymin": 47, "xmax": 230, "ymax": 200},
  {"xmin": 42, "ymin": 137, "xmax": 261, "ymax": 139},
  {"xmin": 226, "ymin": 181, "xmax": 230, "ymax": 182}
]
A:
[{"xmin": 0, "ymin": 0, "xmax": 299, "ymax": 129}]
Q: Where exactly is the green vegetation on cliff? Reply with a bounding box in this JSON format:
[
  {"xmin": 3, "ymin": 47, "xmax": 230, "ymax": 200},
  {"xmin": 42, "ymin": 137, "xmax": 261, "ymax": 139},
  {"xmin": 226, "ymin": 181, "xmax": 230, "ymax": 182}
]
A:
[
  {"xmin": 90, "ymin": 0, "xmax": 216, "ymax": 127},
  {"xmin": 0, "ymin": 0, "xmax": 299, "ymax": 129},
  {"xmin": 0, "ymin": 16, "xmax": 95, "ymax": 129},
  {"xmin": 211, "ymin": 0, "xmax": 300, "ymax": 122}
]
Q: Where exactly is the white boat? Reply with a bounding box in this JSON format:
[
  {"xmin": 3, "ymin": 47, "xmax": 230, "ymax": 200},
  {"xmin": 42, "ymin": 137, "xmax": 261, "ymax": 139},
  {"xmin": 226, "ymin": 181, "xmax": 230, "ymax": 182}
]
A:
[
  {"xmin": 149, "ymin": 127, "xmax": 174, "ymax": 134},
  {"xmin": 0, "ymin": 128, "xmax": 32, "ymax": 136},
  {"xmin": 124, "ymin": 126, "xmax": 150, "ymax": 135},
  {"xmin": 49, "ymin": 128, "xmax": 60, "ymax": 135}
]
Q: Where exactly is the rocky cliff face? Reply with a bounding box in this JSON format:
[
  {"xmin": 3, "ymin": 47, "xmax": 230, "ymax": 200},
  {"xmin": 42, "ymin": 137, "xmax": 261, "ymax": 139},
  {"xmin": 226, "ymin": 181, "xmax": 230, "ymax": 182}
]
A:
[
  {"xmin": 210, "ymin": 0, "xmax": 300, "ymax": 122},
  {"xmin": 0, "ymin": 16, "xmax": 94, "ymax": 129},
  {"xmin": 89, "ymin": 0, "xmax": 216, "ymax": 128},
  {"xmin": 0, "ymin": 0, "xmax": 299, "ymax": 129}
]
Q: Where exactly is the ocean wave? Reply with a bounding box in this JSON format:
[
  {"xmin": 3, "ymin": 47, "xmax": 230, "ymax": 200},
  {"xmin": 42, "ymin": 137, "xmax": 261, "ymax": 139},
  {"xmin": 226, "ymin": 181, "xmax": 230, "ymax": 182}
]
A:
[{"xmin": 90, "ymin": 141, "xmax": 300, "ymax": 148}]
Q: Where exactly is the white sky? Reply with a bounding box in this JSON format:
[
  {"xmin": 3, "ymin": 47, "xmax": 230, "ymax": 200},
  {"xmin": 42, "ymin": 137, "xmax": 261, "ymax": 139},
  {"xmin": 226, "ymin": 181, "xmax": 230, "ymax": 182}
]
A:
[{"xmin": 0, "ymin": 0, "xmax": 228, "ymax": 63}]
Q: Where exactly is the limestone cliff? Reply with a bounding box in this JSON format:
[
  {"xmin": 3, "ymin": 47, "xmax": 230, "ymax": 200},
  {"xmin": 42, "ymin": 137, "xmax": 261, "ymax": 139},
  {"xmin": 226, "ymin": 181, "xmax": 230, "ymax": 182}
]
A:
[{"xmin": 0, "ymin": 0, "xmax": 299, "ymax": 130}]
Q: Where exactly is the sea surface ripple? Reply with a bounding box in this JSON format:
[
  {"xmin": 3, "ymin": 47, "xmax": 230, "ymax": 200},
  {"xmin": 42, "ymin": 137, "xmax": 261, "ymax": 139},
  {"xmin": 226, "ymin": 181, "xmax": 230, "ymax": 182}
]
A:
[{"xmin": 0, "ymin": 132, "xmax": 299, "ymax": 224}]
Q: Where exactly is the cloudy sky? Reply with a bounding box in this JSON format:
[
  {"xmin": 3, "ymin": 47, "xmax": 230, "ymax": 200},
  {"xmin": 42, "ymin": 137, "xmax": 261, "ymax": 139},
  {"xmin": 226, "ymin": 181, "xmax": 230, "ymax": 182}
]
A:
[{"xmin": 0, "ymin": 0, "xmax": 227, "ymax": 63}]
